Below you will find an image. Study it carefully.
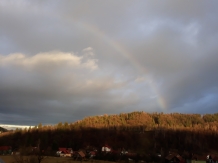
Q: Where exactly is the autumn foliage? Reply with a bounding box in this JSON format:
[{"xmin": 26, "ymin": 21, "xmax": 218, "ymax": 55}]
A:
[{"xmin": 0, "ymin": 112, "xmax": 218, "ymax": 155}]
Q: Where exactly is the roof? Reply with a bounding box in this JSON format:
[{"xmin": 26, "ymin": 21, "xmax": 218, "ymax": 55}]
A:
[
  {"xmin": 103, "ymin": 145, "xmax": 111, "ymax": 148},
  {"xmin": 166, "ymin": 153, "xmax": 177, "ymax": 160},
  {"xmin": 166, "ymin": 153, "xmax": 184, "ymax": 162},
  {"xmin": 58, "ymin": 148, "xmax": 72, "ymax": 154},
  {"xmin": 0, "ymin": 146, "xmax": 11, "ymax": 151},
  {"xmin": 78, "ymin": 151, "xmax": 85, "ymax": 157}
]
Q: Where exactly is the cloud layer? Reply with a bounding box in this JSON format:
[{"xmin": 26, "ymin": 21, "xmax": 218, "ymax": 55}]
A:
[{"xmin": 0, "ymin": 0, "xmax": 218, "ymax": 125}]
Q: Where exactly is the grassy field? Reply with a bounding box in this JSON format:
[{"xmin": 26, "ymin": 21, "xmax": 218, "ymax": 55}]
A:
[
  {"xmin": 0, "ymin": 156, "xmax": 115, "ymax": 163},
  {"xmin": 1, "ymin": 156, "xmax": 71, "ymax": 163},
  {"xmin": 191, "ymin": 161, "xmax": 206, "ymax": 163},
  {"xmin": 0, "ymin": 156, "xmax": 208, "ymax": 163}
]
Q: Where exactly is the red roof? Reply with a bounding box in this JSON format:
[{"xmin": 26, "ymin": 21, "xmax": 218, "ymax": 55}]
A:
[
  {"xmin": 0, "ymin": 146, "xmax": 11, "ymax": 151},
  {"xmin": 58, "ymin": 148, "xmax": 72, "ymax": 154}
]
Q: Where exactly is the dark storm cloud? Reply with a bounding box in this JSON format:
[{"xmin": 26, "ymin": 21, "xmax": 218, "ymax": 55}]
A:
[
  {"xmin": 0, "ymin": 50, "xmax": 139, "ymax": 125},
  {"xmin": 0, "ymin": 0, "xmax": 218, "ymax": 126}
]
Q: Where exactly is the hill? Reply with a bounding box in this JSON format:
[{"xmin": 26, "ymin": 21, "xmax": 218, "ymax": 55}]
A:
[
  {"xmin": 0, "ymin": 126, "xmax": 8, "ymax": 133},
  {"xmin": 0, "ymin": 111, "xmax": 218, "ymax": 155}
]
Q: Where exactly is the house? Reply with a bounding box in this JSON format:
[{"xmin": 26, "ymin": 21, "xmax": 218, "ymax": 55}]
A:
[
  {"xmin": 165, "ymin": 153, "xmax": 185, "ymax": 163},
  {"xmin": 0, "ymin": 146, "xmax": 12, "ymax": 155},
  {"xmin": 56, "ymin": 147, "xmax": 73, "ymax": 157},
  {"xmin": 102, "ymin": 145, "xmax": 111, "ymax": 152},
  {"xmin": 72, "ymin": 150, "xmax": 86, "ymax": 160},
  {"xmin": 120, "ymin": 148, "xmax": 128, "ymax": 155},
  {"xmin": 88, "ymin": 151, "xmax": 97, "ymax": 158},
  {"xmin": 78, "ymin": 151, "xmax": 86, "ymax": 158},
  {"xmin": 203, "ymin": 154, "xmax": 217, "ymax": 163}
]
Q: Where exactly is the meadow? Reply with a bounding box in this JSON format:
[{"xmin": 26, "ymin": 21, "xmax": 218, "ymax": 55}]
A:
[
  {"xmin": 0, "ymin": 155, "xmax": 208, "ymax": 163},
  {"xmin": 0, "ymin": 156, "xmax": 115, "ymax": 163}
]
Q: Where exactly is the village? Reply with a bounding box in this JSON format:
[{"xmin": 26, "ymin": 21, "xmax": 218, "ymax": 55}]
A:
[{"xmin": 0, "ymin": 145, "xmax": 217, "ymax": 163}]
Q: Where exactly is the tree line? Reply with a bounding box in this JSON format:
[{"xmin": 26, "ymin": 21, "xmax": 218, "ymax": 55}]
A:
[{"xmin": 0, "ymin": 111, "xmax": 218, "ymax": 155}]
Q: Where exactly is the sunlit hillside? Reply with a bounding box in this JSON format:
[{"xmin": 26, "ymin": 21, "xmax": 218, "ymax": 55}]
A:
[{"xmin": 0, "ymin": 112, "xmax": 218, "ymax": 156}]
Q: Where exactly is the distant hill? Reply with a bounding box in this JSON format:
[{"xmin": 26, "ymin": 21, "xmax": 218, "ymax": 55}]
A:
[
  {"xmin": 0, "ymin": 112, "xmax": 218, "ymax": 155},
  {"xmin": 0, "ymin": 126, "xmax": 8, "ymax": 132}
]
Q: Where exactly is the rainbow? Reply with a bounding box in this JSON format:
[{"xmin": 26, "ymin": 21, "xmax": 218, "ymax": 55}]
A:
[{"xmin": 63, "ymin": 17, "xmax": 167, "ymax": 110}]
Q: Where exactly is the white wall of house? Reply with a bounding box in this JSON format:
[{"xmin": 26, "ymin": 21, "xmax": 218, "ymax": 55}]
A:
[{"xmin": 102, "ymin": 146, "xmax": 111, "ymax": 152}]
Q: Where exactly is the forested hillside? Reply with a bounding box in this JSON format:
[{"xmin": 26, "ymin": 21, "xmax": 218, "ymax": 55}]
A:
[{"xmin": 0, "ymin": 112, "xmax": 218, "ymax": 154}]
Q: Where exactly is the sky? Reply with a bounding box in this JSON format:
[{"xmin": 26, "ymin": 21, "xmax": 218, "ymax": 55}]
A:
[{"xmin": 0, "ymin": 0, "xmax": 218, "ymax": 127}]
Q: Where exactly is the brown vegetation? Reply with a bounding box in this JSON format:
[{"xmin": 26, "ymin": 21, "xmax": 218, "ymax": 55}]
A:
[
  {"xmin": 1, "ymin": 155, "xmax": 108, "ymax": 163},
  {"xmin": 0, "ymin": 112, "xmax": 218, "ymax": 160}
]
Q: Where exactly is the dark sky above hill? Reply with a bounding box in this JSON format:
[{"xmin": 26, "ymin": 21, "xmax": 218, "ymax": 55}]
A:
[{"xmin": 0, "ymin": 0, "xmax": 218, "ymax": 126}]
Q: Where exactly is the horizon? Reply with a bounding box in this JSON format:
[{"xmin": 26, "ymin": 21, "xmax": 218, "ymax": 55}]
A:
[
  {"xmin": 1, "ymin": 111, "xmax": 215, "ymax": 128},
  {"xmin": 0, "ymin": 124, "xmax": 34, "ymax": 130}
]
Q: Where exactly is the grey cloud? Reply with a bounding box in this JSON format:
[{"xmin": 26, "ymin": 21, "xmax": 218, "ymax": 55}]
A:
[
  {"xmin": 0, "ymin": 0, "xmax": 218, "ymax": 126},
  {"xmin": 0, "ymin": 50, "xmax": 143, "ymax": 125}
]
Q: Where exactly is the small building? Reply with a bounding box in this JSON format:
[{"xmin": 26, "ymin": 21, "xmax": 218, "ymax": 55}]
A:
[
  {"xmin": 165, "ymin": 153, "xmax": 185, "ymax": 163},
  {"xmin": 0, "ymin": 146, "xmax": 12, "ymax": 155},
  {"xmin": 102, "ymin": 145, "xmax": 111, "ymax": 152},
  {"xmin": 72, "ymin": 150, "xmax": 86, "ymax": 160},
  {"xmin": 88, "ymin": 151, "xmax": 96, "ymax": 158},
  {"xmin": 57, "ymin": 147, "xmax": 73, "ymax": 157}
]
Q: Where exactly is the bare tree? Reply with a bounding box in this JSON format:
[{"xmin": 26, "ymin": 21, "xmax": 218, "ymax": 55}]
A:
[
  {"xmin": 13, "ymin": 139, "xmax": 47, "ymax": 163},
  {"xmin": 34, "ymin": 139, "xmax": 47, "ymax": 163}
]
